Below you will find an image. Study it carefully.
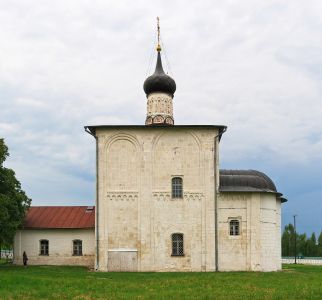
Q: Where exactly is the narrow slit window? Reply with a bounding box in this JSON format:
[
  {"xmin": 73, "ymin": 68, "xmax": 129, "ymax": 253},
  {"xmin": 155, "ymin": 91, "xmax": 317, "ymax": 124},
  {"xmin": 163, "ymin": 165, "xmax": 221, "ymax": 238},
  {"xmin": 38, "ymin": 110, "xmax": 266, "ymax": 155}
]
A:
[
  {"xmin": 229, "ymin": 220, "xmax": 240, "ymax": 236},
  {"xmin": 40, "ymin": 240, "xmax": 49, "ymax": 255},
  {"xmin": 172, "ymin": 177, "xmax": 183, "ymax": 198},
  {"xmin": 73, "ymin": 240, "xmax": 83, "ymax": 256},
  {"xmin": 171, "ymin": 233, "xmax": 184, "ymax": 256}
]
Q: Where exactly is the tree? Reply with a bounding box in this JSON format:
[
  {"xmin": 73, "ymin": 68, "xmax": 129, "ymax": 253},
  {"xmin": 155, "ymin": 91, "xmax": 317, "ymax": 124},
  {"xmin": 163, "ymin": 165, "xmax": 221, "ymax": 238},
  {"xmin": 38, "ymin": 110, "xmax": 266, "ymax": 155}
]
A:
[
  {"xmin": 297, "ymin": 233, "xmax": 307, "ymax": 257},
  {"xmin": 317, "ymin": 232, "xmax": 322, "ymax": 257},
  {"xmin": 0, "ymin": 139, "xmax": 31, "ymax": 248},
  {"xmin": 282, "ymin": 225, "xmax": 291, "ymax": 256},
  {"xmin": 282, "ymin": 224, "xmax": 295, "ymax": 256},
  {"xmin": 306, "ymin": 233, "xmax": 317, "ymax": 257},
  {"xmin": 282, "ymin": 225, "xmax": 322, "ymax": 258}
]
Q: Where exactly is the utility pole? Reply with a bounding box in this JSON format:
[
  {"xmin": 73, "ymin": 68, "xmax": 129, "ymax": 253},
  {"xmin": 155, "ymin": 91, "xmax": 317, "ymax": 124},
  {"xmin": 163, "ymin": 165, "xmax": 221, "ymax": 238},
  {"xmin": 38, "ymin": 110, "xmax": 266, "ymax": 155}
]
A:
[{"xmin": 293, "ymin": 215, "xmax": 297, "ymax": 264}]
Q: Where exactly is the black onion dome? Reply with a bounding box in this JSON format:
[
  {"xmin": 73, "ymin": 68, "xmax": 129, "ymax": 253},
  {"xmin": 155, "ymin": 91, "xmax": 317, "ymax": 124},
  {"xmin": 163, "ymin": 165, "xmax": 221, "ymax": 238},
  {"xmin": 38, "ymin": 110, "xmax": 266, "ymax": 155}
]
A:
[{"xmin": 143, "ymin": 52, "xmax": 176, "ymax": 96}]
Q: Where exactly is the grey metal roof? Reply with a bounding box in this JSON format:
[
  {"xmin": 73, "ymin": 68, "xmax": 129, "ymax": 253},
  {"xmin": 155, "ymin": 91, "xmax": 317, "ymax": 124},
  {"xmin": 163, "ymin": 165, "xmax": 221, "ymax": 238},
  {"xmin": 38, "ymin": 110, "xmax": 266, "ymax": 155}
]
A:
[{"xmin": 219, "ymin": 169, "xmax": 287, "ymax": 203}]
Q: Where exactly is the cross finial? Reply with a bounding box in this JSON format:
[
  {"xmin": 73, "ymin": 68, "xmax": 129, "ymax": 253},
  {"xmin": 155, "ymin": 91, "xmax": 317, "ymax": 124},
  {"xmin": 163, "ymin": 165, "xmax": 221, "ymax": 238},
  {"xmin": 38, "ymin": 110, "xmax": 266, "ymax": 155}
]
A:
[{"xmin": 156, "ymin": 16, "xmax": 161, "ymax": 52}]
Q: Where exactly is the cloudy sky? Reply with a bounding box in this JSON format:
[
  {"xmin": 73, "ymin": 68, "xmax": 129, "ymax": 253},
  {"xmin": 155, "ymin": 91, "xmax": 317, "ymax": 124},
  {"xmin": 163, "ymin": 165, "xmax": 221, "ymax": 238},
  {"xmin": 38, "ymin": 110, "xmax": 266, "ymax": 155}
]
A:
[{"xmin": 1, "ymin": 0, "xmax": 322, "ymax": 234}]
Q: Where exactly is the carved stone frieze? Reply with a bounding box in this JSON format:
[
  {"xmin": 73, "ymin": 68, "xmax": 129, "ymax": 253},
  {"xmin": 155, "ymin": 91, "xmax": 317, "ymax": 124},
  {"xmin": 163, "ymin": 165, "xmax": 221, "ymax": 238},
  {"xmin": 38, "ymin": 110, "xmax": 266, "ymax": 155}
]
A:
[
  {"xmin": 153, "ymin": 192, "xmax": 204, "ymax": 201},
  {"xmin": 147, "ymin": 94, "xmax": 173, "ymax": 115},
  {"xmin": 146, "ymin": 92, "xmax": 174, "ymax": 125},
  {"xmin": 107, "ymin": 192, "xmax": 138, "ymax": 201}
]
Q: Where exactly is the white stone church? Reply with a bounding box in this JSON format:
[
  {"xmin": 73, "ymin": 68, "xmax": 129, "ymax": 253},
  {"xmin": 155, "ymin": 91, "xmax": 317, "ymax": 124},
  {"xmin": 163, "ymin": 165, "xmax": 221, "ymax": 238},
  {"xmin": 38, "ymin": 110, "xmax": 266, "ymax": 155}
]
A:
[{"xmin": 14, "ymin": 40, "xmax": 287, "ymax": 272}]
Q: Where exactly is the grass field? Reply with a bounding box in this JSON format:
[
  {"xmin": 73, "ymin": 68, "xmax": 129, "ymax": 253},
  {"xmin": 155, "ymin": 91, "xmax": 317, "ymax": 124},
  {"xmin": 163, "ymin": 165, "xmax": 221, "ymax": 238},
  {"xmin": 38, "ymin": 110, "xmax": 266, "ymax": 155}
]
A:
[{"xmin": 1, "ymin": 263, "xmax": 322, "ymax": 299}]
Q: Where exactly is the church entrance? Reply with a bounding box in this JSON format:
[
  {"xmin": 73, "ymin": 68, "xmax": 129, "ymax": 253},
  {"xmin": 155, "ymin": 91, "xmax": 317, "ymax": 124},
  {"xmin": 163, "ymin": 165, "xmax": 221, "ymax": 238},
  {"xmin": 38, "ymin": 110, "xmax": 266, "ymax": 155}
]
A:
[{"xmin": 107, "ymin": 250, "xmax": 138, "ymax": 272}]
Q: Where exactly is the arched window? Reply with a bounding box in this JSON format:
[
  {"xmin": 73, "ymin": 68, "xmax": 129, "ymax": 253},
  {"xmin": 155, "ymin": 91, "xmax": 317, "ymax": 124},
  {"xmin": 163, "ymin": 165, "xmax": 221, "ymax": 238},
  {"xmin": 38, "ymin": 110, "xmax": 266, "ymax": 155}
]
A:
[
  {"xmin": 73, "ymin": 240, "xmax": 83, "ymax": 256},
  {"xmin": 172, "ymin": 177, "xmax": 183, "ymax": 198},
  {"xmin": 229, "ymin": 220, "xmax": 240, "ymax": 236},
  {"xmin": 171, "ymin": 233, "xmax": 184, "ymax": 256},
  {"xmin": 40, "ymin": 240, "xmax": 49, "ymax": 255}
]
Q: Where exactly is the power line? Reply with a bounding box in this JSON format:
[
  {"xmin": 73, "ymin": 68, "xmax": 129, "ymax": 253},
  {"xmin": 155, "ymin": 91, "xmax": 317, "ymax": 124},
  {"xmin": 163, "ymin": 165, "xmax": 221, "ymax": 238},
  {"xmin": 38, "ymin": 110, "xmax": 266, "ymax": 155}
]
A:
[{"xmin": 146, "ymin": 34, "xmax": 157, "ymax": 77}]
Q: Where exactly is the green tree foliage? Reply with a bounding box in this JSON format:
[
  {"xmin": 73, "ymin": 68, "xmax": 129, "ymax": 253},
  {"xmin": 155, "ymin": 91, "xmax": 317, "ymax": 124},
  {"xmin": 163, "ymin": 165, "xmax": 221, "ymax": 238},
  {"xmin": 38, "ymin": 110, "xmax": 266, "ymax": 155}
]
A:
[
  {"xmin": 307, "ymin": 233, "xmax": 317, "ymax": 257},
  {"xmin": 317, "ymin": 232, "xmax": 322, "ymax": 257},
  {"xmin": 282, "ymin": 224, "xmax": 294, "ymax": 256},
  {"xmin": 0, "ymin": 139, "xmax": 31, "ymax": 247},
  {"xmin": 282, "ymin": 224, "xmax": 321, "ymax": 257},
  {"xmin": 297, "ymin": 233, "xmax": 307, "ymax": 257}
]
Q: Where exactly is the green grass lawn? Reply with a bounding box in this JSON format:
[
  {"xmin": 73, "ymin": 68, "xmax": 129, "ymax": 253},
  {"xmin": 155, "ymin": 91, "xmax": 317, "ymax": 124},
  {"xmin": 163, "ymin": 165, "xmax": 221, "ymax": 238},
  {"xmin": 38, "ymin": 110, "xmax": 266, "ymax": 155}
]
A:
[{"xmin": 0, "ymin": 264, "xmax": 322, "ymax": 300}]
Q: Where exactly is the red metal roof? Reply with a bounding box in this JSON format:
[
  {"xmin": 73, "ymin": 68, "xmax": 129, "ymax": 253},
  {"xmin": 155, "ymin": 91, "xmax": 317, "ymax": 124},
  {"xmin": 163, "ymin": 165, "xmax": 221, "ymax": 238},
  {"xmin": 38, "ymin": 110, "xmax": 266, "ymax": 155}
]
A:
[{"xmin": 23, "ymin": 206, "xmax": 95, "ymax": 229}]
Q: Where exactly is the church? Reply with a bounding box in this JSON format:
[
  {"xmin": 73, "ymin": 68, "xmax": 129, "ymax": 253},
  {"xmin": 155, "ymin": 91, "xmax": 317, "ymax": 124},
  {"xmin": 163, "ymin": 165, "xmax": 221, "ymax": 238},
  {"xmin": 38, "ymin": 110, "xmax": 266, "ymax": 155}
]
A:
[{"xmin": 13, "ymin": 29, "xmax": 287, "ymax": 272}]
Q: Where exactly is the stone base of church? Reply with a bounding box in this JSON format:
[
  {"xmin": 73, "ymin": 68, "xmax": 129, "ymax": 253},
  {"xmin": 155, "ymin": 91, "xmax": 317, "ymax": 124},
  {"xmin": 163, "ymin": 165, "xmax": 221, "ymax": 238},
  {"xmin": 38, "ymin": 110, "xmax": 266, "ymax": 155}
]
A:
[{"xmin": 14, "ymin": 255, "xmax": 95, "ymax": 267}]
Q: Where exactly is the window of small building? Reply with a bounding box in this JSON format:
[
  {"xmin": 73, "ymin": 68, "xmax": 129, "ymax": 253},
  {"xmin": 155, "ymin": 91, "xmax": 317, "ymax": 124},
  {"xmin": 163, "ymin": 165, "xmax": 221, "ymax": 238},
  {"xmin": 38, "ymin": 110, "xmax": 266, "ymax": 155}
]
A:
[
  {"xmin": 171, "ymin": 233, "xmax": 184, "ymax": 256},
  {"xmin": 73, "ymin": 240, "xmax": 83, "ymax": 256},
  {"xmin": 172, "ymin": 177, "xmax": 183, "ymax": 198},
  {"xmin": 40, "ymin": 239, "xmax": 49, "ymax": 255},
  {"xmin": 229, "ymin": 220, "xmax": 240, "ymax": 236}
]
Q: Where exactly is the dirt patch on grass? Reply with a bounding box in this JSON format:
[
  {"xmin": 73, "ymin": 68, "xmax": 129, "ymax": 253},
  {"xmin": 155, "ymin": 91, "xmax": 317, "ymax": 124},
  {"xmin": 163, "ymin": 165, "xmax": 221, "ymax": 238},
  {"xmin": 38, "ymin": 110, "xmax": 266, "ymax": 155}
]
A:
[{"xmin": 281, "ymin": 268, "xmax": 297, "ymax": 273}]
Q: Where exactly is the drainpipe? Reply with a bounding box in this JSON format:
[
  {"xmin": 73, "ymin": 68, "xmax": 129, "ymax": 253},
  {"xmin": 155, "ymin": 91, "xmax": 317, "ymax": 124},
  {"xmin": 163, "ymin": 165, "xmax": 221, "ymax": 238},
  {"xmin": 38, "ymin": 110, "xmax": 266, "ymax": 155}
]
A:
[
  {"xmin": 85, "ymin": 127, "xmax": 99, "ymax": 271},
  {"xmin": 214, "ymin": 127, "xmax": 227, "ymax": 272}
]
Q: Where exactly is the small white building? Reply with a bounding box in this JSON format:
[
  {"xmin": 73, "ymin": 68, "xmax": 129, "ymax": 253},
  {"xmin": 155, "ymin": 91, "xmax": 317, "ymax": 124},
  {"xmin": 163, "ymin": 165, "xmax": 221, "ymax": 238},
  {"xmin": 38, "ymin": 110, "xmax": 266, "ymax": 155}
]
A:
[
  {"xmin": 14, "ymin": 38, "xmax": 287, "ymax": 272},
  {"xmin": 14, "ymin": 206, "xmax": 95, "ymax": 267}
]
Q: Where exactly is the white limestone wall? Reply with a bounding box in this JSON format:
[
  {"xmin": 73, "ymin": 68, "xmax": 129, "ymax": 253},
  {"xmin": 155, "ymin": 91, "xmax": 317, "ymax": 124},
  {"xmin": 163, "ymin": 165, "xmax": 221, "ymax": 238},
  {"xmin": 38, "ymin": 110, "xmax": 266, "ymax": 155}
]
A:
[
  {"xmin": 218, "ymin": 192, "xmax": 282, "ymax": 271},
  {"xmin": 14, "ymin": 229, "xmax": 95, "ymax": 266},
  {"xmin": 218, "ymin": 194, "xmax": 249, "ymax": 271},
  {"xmin": 95, "ymin": 126, "xmax": 283, "ymax": 272},
  {"xmin": 260, "ymin": 194, "xmax": 281, "ymax": 271},
  {"xmin": 96, "ymin": 127, "xmax": 219, "ymax": 272},
  {"xmin": 275, "ymin": 199, "xmax": 282, "ymax": 270}
]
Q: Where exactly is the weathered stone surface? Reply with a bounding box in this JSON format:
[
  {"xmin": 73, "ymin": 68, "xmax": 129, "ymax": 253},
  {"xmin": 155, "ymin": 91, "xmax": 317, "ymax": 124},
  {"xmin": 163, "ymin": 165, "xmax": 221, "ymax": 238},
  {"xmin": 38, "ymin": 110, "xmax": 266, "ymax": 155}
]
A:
[
  {"xmin": 95, "ymin": 126, "xmax": 282, "ymax": 272},
  {"xmin": 145, "ymin": 92, "xmax": 174, "ymax": 125},
  {"xmin": 96, "ymin": 127, "xmax": 218, "ymax": 272},
  {"xmin": 218, "ymin": 193, "xmax": 282, "ymax": 271}
]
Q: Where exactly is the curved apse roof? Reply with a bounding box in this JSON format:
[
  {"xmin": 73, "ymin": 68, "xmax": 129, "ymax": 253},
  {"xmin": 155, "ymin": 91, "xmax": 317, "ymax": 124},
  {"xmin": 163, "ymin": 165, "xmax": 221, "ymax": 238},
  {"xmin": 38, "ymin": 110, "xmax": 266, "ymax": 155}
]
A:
[{"xmin": 219, "ymin": 169, "xmax": 287, "ymax": 203}]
